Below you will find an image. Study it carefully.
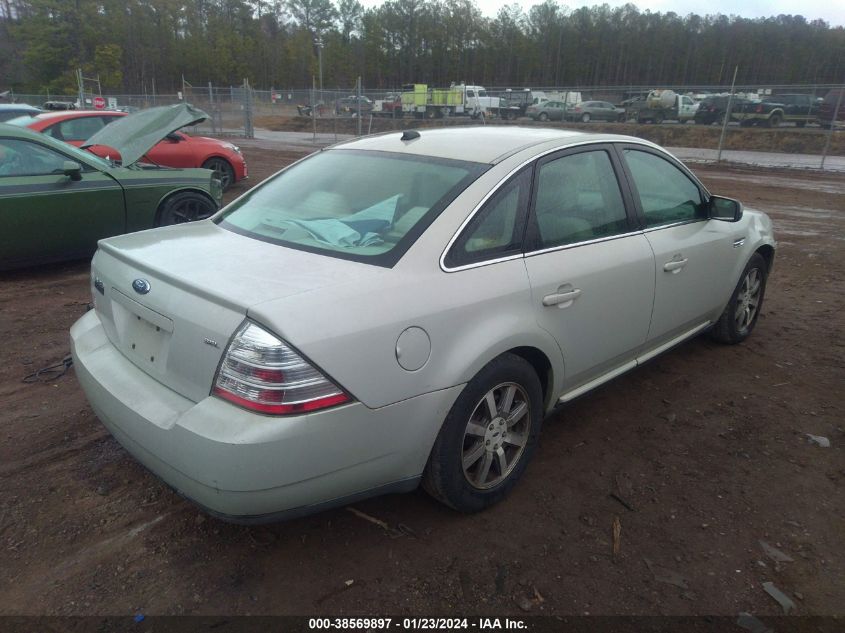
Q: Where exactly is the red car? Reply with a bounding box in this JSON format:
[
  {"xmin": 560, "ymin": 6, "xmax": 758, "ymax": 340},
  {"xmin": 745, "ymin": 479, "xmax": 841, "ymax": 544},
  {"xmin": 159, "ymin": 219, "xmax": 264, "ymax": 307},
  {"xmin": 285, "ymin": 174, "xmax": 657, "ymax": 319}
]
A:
[{"xmin": 11, "ymin": 110, "xmax": 246, "ymax": 190}]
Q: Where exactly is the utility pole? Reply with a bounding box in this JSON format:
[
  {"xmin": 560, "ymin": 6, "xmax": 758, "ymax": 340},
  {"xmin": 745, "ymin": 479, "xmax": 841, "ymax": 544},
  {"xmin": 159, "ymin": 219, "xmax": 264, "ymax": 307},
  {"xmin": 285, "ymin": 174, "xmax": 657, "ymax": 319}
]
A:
[
  {"xmin": 716, "ymin": 65, "xmax": 738, "ymax": 163},
  {"xmin": 315, "ymin": 37, "xmax": 324, "ymax": 107},
  {"xmin": 821, "ymin": 81, "xmax": 844, "ymax": 170},
  {"xmin": 77, "ymin": 68, "xmax": 84, "ymax": 108}
]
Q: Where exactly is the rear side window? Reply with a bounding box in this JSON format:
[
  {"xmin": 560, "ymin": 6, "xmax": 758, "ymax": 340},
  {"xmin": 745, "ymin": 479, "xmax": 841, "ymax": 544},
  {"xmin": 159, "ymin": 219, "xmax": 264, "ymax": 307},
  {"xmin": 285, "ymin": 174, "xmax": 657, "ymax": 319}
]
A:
[
  {"xmin": 217, "ymin": 149, "xmax": 487, "ymax": 267},
  {"xmin": 47, "ymin": 116, "xmax": 106, "ymax": 142},
  {"xmin": 623, "ymin": 149, "xmax": 705, "ymax": 228},
  {"xmin": 532, "ymin": 150, "xmax": 629, "ymax": 249},
  {"xmin": 444, "ymin": 167, "xmax": 531, "ymax": 268}
]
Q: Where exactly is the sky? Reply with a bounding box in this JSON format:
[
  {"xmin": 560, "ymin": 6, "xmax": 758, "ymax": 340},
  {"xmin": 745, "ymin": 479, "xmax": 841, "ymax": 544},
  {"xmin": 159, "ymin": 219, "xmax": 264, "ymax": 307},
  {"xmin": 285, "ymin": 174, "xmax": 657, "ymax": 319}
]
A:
[{"xmin": 356, "ymin": 0, "xmax": 845, "ymax": 27}]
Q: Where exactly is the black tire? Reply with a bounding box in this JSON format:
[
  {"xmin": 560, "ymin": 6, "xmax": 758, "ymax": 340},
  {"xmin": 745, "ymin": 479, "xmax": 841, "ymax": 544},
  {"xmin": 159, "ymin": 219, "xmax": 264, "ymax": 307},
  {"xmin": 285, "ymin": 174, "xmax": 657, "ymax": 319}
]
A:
[
  {"xmin": 422, "ymin": 353, "xmax": 543, "ymax": 513},
  {"xmin": 156, "ymin": 191, "xmax": 217, "ymax": 226},
  {"xmin": 202, "ymin": 157, "xmax": 235, "ymax": 192},
  {"xmin": 710, "ymin": 252, "xmax": 768, "ymax": 344},
  {"xmin": 796, "ymin": 121, "xmax": 806, "ymax": 128},
  {"xmin": 581, "ymin": 113, "xmax": 591, "ymax": 123},
  {"xmin": 538, "ymin": 112, "xmax": 549, "ymax": 122},
  {"xmin": 767, "ymin": 114, "xmax": 782, "ymax": 128}
]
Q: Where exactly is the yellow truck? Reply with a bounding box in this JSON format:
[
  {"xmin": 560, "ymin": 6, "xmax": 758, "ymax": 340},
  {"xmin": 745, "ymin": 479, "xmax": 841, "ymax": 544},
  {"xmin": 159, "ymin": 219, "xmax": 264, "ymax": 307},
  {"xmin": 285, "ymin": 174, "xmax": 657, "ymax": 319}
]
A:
[{"xmin": 398, "ymin": 83, "xmax": 498, "ymax": 118}]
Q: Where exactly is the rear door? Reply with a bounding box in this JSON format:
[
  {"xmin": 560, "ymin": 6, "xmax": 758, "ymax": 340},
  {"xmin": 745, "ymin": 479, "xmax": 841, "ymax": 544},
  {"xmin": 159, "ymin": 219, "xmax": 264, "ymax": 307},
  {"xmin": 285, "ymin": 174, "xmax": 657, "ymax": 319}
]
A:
[
  {"xmin": 523, "ymin": 144, "xmax": 655, "ymax": 396},
  {"xmin": 616, "ymin": 145, "xmax": 740, "ymax": 347},
  {"xmin": 0, "ymin": 136, "xmax": 124, "ymax": 268}
]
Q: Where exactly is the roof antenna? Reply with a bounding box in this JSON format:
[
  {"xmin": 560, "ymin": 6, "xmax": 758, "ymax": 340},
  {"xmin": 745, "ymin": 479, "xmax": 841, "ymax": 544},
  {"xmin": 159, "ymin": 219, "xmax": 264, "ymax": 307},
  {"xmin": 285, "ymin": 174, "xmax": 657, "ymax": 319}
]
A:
[{"xmin": 401, "ymin": 130, "xmax": 420, "ymax": 141}]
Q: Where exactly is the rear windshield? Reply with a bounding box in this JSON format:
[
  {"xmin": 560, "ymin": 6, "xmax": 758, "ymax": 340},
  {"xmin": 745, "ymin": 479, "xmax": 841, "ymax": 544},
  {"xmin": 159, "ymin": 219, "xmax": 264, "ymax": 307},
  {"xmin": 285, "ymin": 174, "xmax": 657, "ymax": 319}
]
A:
[
  {"xmin": 216, "ymin": 149, "xmax": 488, "ymax": 267},
  {"xmin": 4, "ymin": 115, "xmax": 38, "ymax": 127}
]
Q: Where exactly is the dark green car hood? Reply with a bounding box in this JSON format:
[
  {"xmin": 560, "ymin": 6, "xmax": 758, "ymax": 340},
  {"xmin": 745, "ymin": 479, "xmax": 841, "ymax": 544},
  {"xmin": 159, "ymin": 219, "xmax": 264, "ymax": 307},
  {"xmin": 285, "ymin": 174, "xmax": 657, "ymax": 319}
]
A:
[{"xmin": 82, "ymin": 103, "xmax": 208, "ymax": 166}]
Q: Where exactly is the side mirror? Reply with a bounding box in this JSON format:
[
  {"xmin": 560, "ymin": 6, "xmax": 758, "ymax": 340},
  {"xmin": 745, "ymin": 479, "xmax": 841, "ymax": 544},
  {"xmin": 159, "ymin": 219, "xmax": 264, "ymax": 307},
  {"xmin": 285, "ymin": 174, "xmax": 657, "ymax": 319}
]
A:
[
  {"xmin": 709, "ymin": 195, "xmax": 743, "ymax": 222},
  {"xmin": 62, "ymin": 161, "xmax": 82, "ymax": 181},
  {"xmin": 165, "ymin": 132, "xmax": 181, "ymax": 142}
]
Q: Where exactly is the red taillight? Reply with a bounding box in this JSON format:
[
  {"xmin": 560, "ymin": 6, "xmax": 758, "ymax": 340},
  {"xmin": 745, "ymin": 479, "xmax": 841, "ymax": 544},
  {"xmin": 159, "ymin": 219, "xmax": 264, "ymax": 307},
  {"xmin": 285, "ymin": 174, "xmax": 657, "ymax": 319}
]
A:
[
  {"xmin": 574, "ymin": 107, "xmax": 581, "ymax": 112},
  {"xmin": 213, "ymin": 388, "xmax": 349, "ymax": 415},
  {"xmin": 213, "ymin": 321, "xmax": 350, "ymax": 415},
  {"xmin": 756, "ymin": 105, "xmax": 763, "ymax": 113}
]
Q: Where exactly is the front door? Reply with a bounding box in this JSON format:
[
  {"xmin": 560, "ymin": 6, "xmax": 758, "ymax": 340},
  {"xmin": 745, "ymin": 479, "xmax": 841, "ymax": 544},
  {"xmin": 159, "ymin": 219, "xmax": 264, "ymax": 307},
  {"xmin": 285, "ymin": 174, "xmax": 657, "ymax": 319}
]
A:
[
  {"xmin": 618, "ymin": 146, "xmax": 740, "ymax": 347},
  {"xmin": 0, "ymin": 137, "xmax": 125, "ymax": 268},
  {"xmin": 679, "ymin": 95, "xmax": 697, "ymax": 120}
]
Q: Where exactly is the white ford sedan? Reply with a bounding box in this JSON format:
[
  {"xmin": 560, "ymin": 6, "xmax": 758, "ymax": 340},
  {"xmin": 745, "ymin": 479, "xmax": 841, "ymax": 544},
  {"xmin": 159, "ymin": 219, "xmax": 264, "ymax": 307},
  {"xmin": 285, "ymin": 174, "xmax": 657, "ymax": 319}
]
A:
[{"xmin": 71, "ymin": 127, "xmax": 775, "ymax": 522}]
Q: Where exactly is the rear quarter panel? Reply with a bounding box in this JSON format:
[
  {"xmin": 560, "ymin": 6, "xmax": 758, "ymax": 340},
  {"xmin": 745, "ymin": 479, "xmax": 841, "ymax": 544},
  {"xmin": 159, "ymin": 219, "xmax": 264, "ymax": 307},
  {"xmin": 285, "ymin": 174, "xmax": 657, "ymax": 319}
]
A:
[{"xmin": 247, "ymin": 160, "xmax": 566, "ymax": 411}]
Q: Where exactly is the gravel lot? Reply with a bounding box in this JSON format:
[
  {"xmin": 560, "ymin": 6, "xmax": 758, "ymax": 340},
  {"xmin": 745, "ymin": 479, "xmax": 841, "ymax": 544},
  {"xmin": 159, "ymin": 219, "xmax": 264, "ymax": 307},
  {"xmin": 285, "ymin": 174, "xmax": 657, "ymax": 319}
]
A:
[{"xmin": 0, "ymin": 143, "xmax": 842, "ymax": 617}]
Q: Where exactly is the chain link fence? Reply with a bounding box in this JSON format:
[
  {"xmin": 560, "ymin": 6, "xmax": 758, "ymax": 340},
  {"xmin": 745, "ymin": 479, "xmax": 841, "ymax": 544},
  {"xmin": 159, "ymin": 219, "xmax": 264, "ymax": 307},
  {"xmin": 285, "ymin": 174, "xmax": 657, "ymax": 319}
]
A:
[
  {"xmin": 4, "ymin": 81, "xmax": 844, "ymax": 169},
  {"xmin": 7, "ymin": 80, "xmax": 256, "ymax": 138}
]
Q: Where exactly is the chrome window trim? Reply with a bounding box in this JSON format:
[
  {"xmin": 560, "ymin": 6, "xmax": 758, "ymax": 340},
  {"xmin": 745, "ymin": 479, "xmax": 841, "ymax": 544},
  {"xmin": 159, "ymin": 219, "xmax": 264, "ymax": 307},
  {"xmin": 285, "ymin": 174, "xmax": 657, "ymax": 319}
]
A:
[
  {"xmin": 440, "ymin": 138, "xmax": 673, "ymax": 273},
  {"xmin": 643, "ymin": 217, "xmax": 709, "ymax": 232},
  {"xmin": 525, "ymin": 230, "xmax": 645, "ymax": 258}
]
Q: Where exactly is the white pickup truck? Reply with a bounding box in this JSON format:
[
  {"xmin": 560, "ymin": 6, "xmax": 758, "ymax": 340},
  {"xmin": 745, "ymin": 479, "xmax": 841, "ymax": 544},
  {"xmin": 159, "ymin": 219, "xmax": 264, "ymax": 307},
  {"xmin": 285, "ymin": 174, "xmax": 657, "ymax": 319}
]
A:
[{"xmin": 633, "ymin": 90, "xmax": 699, "ymax": 123}]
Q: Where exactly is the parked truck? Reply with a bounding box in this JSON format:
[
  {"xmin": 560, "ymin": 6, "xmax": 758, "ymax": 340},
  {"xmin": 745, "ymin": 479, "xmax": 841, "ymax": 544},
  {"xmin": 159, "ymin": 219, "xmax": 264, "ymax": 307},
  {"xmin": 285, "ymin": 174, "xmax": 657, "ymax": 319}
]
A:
[
  {"xmin": 398, "ymin": 83, "xmax": 499, "ymax": 119},
  {"xmin": 495, "ymin": 89, "xmax": 548, "ymax": 120},
  {"xmin": 372, "ymin": 94, "xmax": 403, "ymax": 117},
  {"xmin": 731, "ymin": 93, "xmax": 821, "ymax": 128},
  {"xmin": 629, "ymin": 90, "xmax": 698, "ymax": 123}
]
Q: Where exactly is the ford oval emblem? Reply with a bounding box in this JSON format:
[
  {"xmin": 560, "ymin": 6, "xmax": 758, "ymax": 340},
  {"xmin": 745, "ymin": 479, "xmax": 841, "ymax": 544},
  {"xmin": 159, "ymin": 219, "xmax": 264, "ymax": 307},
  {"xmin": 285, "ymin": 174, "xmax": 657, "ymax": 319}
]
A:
[{"xmin": 132, "ymin": 279, "xmax": 151, "ymax": 295}]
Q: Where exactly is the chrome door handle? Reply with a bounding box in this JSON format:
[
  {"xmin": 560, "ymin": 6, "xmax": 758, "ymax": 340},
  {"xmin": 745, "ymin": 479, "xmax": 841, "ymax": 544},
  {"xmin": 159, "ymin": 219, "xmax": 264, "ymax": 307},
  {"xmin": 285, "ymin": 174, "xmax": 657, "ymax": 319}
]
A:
[
  {"xmin": 663, "ymin": 258, "xmax": 688, "ymax": 273},
  {"xmin": 542, "ymin": 288, "xmax": 582, "ymax": 307}
]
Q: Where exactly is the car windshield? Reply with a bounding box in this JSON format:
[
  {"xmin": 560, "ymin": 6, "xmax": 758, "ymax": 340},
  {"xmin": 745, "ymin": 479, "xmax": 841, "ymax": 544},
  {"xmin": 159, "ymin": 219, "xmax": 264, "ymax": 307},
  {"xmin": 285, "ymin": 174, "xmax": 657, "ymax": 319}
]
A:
[
  {"xmin": 216, "ymin": 149, "xmax": 488, "ymax": 267},
  {"xmin": 62, "ymin": 140, "xmax": 113, "ymax": 169}
]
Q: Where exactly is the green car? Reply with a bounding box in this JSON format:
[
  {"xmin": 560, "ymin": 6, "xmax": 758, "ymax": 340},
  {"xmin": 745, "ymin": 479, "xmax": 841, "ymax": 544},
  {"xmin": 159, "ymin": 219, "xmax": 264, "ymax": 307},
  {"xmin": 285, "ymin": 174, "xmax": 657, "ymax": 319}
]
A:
[{"xmin": 0, "ymin": 104, "xmax": 223, "ymax": 270}]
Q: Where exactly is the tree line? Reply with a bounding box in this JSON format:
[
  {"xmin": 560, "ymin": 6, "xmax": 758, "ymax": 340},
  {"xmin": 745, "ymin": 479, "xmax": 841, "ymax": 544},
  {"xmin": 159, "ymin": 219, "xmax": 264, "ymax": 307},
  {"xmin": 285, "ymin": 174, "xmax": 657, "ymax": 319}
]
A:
[{"xmin": 1, "ymin": 0, "xmax": 843, "ymax": 96}]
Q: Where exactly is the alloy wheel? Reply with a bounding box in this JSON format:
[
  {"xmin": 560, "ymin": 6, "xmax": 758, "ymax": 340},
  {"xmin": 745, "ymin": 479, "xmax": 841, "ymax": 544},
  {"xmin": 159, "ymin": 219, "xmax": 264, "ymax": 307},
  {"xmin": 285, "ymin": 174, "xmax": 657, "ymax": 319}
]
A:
[
  {"xmin": 203, "ymin": 157, "xmax": 234, "ymax": 191},
  {"xmin": 735, "ymin": 268, "xmax": 762, "ymax": 331},
  {"xmin": 163, "ymin": 196, "xmax": 215, "ymax": 225},
  {"xmin": 461, "ymin": 382, "xmax": 531, "ymax": 490}
]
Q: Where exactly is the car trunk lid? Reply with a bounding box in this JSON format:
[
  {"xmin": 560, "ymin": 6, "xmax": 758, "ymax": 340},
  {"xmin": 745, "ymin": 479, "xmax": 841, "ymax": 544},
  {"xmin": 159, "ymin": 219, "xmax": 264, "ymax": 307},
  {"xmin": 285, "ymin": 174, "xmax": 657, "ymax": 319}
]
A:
[{"xmin": 92, "ymin": 221, "xmax": 384, "ymax": 402}]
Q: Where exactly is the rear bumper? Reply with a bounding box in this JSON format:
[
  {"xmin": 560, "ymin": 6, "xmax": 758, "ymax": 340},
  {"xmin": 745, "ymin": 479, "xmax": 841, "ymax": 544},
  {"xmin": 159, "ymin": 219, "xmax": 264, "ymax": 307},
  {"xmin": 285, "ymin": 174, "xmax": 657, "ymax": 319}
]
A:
[{"xmin": 70, "ymin": 310, "xmax": 462, "ymax": 521}]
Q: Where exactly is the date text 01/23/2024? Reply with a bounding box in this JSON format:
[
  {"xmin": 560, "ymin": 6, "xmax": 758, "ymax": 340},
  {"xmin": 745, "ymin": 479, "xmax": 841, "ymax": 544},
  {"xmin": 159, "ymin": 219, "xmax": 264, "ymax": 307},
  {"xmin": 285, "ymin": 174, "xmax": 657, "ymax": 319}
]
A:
[{"xmin": 308, "ymin": 618, "xmax": 527, "ymax": 630}]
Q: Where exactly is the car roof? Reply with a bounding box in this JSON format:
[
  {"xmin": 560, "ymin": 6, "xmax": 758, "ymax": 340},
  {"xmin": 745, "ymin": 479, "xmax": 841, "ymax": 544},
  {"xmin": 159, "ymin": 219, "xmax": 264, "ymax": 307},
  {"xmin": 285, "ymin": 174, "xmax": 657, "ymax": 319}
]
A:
[
  {"xmin": 0, "ymin": 121, "xmax": 47, "ymax": 138},
  {"xmin": 0, "ymin": 103, "xmax": 40, "ymax": 111},
  {"xmin": 331, "ymin": 126, "xmax": 641, "ymax": 164},
  {"xmin": 28, "ymin": 109, "xmax": 124, "ymax": 122}
]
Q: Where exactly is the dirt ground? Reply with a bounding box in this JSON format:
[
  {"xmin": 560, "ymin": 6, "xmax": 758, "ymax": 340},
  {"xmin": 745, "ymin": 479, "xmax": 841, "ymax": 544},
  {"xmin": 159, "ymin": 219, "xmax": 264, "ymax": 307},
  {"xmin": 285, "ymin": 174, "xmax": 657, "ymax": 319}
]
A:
[{"xmin": 0, "ymin": 145, "xmax": 843, "ymax": 618}]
